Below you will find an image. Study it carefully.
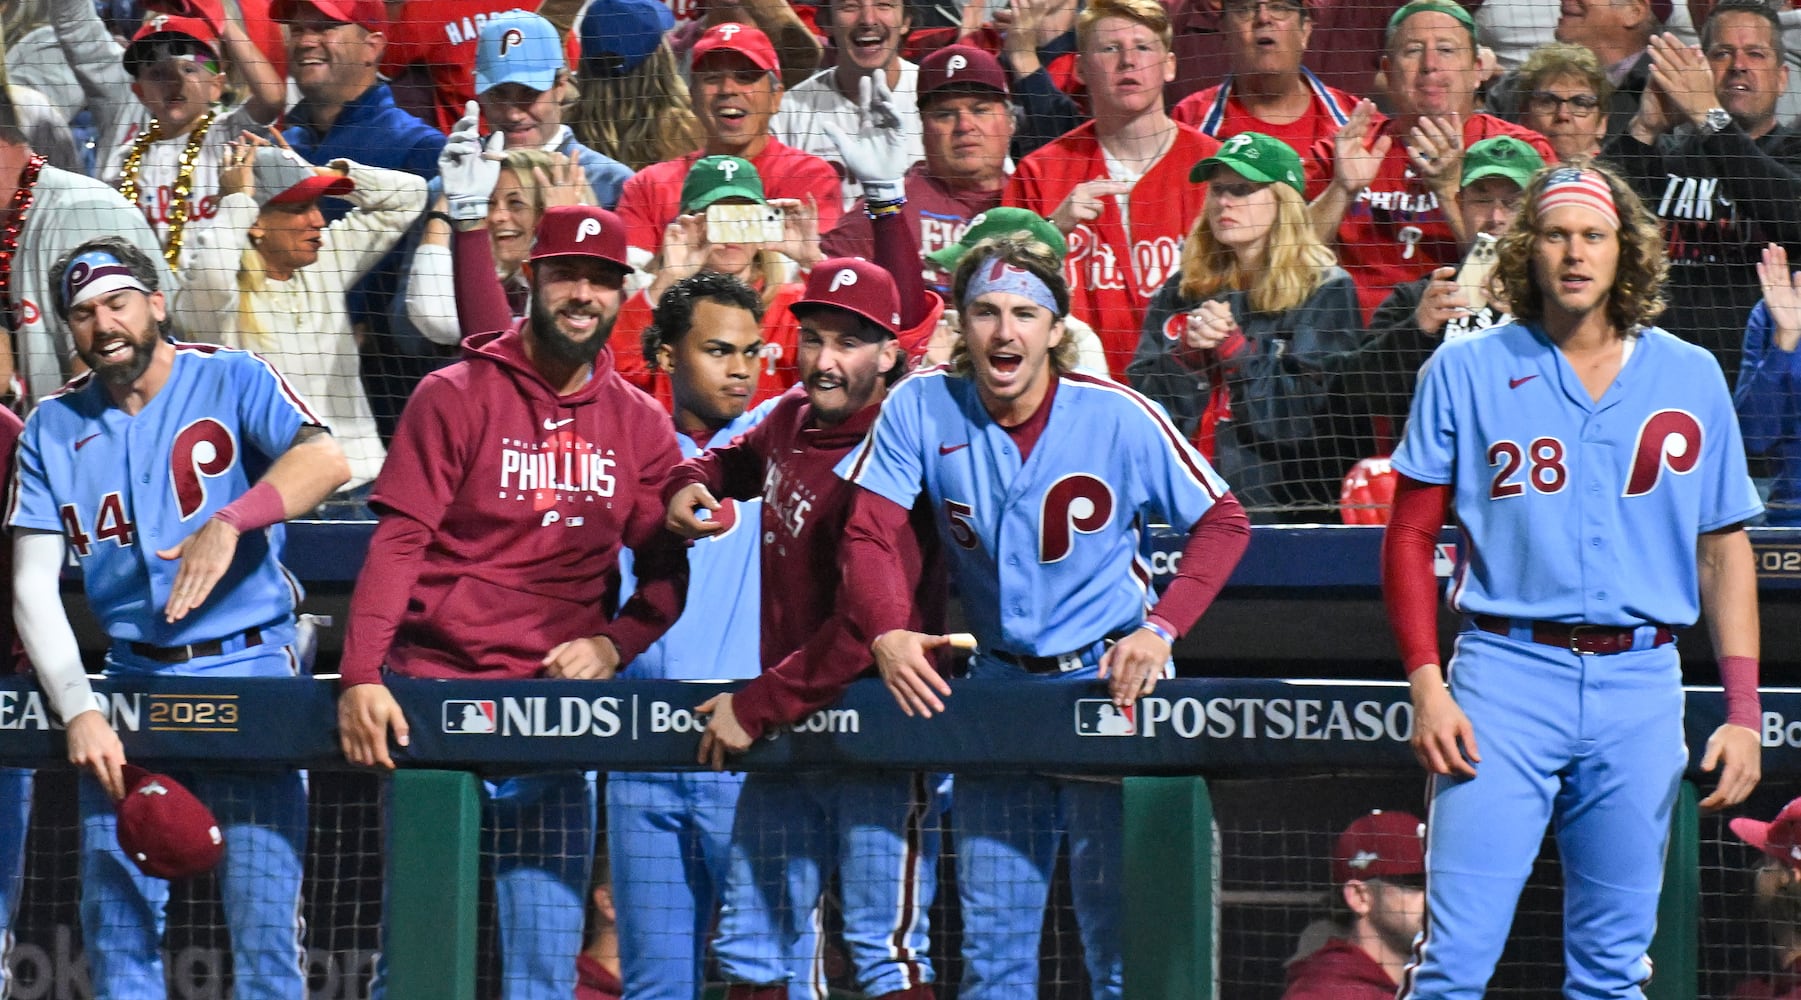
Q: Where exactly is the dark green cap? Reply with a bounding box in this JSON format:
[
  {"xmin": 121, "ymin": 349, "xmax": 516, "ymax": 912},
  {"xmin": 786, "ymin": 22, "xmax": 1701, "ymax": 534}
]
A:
[
  {"xmin": 1386, "ymin": 0, "xmax": 1477, "ymax": 43},
  {"xmin": 1460, "ymin": 136, "xmax": 1544, "ymax": 190},
  {"xmin": 680, "ymin": 155, "xmax": 765, "ymax": 213},
  {"xmin": 925, "ymin": 207, "xmax": 1069, "ymax": 271},
  {"xmin": 1189, "ymin": 131, "xmax": 1305, "ymax": 195}
]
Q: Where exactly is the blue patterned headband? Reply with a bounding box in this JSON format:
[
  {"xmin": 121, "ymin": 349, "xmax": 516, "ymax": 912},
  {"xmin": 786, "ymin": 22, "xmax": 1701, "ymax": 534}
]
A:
[
  {"xmin": 962, "ymin": 255, "xmax": 1059, "ymax": 315},
  {"xmin": 61, "ymin": 251, "xmax": 150, "ymax": 312}
]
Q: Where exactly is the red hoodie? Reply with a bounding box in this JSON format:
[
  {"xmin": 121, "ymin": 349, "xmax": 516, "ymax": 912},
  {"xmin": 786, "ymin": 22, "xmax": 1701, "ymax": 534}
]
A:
[
  {"xmin": 339, "ymin": 326, "xmax": 688, "ymax": 686},
  {"xmin": 1281, "ymin": 938, "xmax": 1399, "ymax": 1000}
]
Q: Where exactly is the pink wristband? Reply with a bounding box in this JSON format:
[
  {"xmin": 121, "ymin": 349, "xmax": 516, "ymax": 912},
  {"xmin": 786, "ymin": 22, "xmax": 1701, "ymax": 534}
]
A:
[
  {"xmin": 212, "ymin": 481, "xmax": 287, "ymax": 533},
  {"xmin": 1719, "ymin": 654, "xmax": 1761, "ymax": 730}
]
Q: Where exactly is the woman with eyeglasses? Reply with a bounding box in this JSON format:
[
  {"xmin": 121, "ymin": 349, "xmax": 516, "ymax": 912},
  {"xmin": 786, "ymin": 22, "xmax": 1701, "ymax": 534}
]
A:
[
  {"xmin": 1510, "ymin": 43, "xmax": 1612, "ymax": 163},
  {"xmin": 1127, "ymin": 132, "xmax": 1365, "ymax": 519}
]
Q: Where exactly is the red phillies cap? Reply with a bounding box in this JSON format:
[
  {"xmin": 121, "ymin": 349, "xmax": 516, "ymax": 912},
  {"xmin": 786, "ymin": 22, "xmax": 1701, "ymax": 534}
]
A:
[
  {"xmin": 1733, "ymin": 798, "xmax": 1801, "ymax": 872},
  {"xmin": 116, "ymin": 766, "xmax": 225, "ymax": 881},
  {"xmin": 1331, "ymin": 809, "xmax": 1426, "ymax": 885},
  {"xmin": 792, "ymin": 258, "xmax": 901, "ymax": 335},
  {"xmin": 530, "ymin": 205, "xmax": 633, "ymax": 272},
  {"xmin": 691, "ymin": 22, "xmax": 779, "ymax": 75},
  {"xmin": 124, "ymin": 15, "xmax": 221, "ymax": 76},
  {"xmin": 270, "ymin": 0, "xmax": 385, "ymax": 31},
  {"xmin": 919, "ymin": 44, "xmax": 1010, "ymax": 101}
]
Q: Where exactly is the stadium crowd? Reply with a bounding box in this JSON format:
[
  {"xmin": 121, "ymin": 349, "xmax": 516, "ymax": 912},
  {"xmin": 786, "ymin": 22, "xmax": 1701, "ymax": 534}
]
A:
[{"xmin": 0, "ymin": 0, "xmax": 1790, "ymax": 994}]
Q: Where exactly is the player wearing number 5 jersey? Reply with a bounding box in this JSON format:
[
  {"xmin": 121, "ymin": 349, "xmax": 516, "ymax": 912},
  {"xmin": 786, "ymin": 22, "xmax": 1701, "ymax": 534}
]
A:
[
  {"xmin": 840, "ymin": 237, "xmax": 1250, "ymax": 999},
  {"xmin": 6, "ymin": 236, "xmax": 351, "ymax": 1000},
  {"xmin": 1383, "ymin": 164, "xmax": 1764, "ymax": 1000}
]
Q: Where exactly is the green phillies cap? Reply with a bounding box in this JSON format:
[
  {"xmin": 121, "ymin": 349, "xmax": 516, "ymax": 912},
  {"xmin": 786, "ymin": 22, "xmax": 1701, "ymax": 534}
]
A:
[
  {"xmin": 924, "ymin": 207, "xmax": 1069, "ymax": 271},
  {"xmin": 1189, "ymin": 131, "xmax": 1305, "ymax": 195},
  {"xmin": 680, "ymin": 156, "xmax": 766, "ymax": 213},
  {"xmin": 1460, "ymin": 136, "xmax": 1545, "ymax": 190},
  {"xmin": 1386, "ymin": 0, "xmax": 1477, "ymax": 43}
]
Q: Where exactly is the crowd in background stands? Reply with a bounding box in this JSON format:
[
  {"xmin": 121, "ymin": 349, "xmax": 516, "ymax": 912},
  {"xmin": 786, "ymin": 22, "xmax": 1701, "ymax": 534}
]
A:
[{"xmin": 2, "ymin": 0, "xmax": 1801, "ymax": 524}]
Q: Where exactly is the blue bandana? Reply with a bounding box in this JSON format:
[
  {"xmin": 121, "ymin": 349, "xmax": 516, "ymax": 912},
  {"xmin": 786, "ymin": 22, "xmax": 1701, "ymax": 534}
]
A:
[
  {"xmin": 962, "ymin": 255, "xmax": 1059, "ymax": 315},
  {"xmin": 61, "ymin": 251, "xmax": 150, "ymax": 312}
]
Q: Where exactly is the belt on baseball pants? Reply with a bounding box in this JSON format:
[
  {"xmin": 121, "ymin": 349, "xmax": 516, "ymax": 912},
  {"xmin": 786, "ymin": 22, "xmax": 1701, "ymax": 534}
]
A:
[
  {"xmin": 129, "ymin": 627, "xmax": 264, "ymax": 664},
  {"xmin": 1472, "ymin": 615, "xmax": 1675, "ymax": 655},
  {"xmin": 989, "ymin": 628, "xmax": 1136, "ymax": 675}
]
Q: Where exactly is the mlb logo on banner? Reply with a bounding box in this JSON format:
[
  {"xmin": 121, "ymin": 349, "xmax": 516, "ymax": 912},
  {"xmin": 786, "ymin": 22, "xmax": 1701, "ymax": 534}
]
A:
[
  {"xmin": 1074, "ymin": 699, "xmax": 1136, "ymax": 737},
  {"xmin": 442, "ymin": 700, "xmax": 497, "ymax": 734}
]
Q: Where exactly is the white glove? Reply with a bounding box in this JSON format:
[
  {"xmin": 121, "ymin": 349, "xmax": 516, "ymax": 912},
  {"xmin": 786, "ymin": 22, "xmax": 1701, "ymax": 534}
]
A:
[
  {"xmin": 440, "ymin": 100, "xmax": 504, "ymax": 222},
  {"xmin": 821, "ymin": 74, "xmax": 911, "ymax": 204}
]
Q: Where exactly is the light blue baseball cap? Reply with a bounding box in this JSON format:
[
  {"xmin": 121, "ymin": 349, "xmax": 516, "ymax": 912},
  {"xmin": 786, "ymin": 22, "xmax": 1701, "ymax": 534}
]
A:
[{"xmin": 475, "ymin": 9, "xmax": 566, "ymax": 95}]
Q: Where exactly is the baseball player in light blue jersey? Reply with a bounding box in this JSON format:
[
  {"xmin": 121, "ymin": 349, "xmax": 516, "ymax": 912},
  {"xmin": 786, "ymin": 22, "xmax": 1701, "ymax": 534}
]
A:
[
  {"xmin": 1382, "ymin": 164, "xmax": 1764, "ymax": 999},
  {"xmin": 838, "ymin": 237, "xmax": 1251, "ymax": 999},
  {"xmin": 608, "ymin": 272, "xmax": 814, "ymax": 1000},
  {"xmin": 6, "ymin": 237, "xmax": 350, "ymax": 999}
]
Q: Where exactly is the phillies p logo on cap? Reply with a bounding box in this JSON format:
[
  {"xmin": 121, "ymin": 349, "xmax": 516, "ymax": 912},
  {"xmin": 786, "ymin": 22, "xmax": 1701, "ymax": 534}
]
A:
[
  {"xmin": 116, "ymin": 765, "xmax": 225, "ymax": 881},
  {"xmin": 829, "ymin": 268, "xmax": 859, "ymax": 293},
  {"xmin": 575, "ymin": 217, "xmax": 603, "ymax": 243},
  {"xmin": 946, "ymin": 54, "xmax": 967, "ymax": 75}
]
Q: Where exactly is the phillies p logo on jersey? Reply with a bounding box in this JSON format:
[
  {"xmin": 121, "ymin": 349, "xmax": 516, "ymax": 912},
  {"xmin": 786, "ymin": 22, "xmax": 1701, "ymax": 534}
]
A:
[{"xmin": 1623, "ymin": 409, "xmax": 1703, "ymax": 497}]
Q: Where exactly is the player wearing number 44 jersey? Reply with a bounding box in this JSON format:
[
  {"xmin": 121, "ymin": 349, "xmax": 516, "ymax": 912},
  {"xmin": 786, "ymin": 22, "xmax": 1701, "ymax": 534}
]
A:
[
  {"xmin": 841, "ymin": 237, "xmax": 1251, "ymax": 1000},
  {"xmin": 6, "ymin": 236, "xmax": 351, "ymax": 1000},
  {"xmin": 1383, "ymin": 163, "xmax": 1764, "ymax": 1000}
]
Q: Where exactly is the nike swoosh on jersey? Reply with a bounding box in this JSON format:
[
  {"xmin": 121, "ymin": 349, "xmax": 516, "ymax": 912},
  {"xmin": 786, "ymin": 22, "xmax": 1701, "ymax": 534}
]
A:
[
  {"xmin": 939, "ymin": 443, "xmax": 970, "ymax": 455},
  {"xmin": 543, "ymin": 417, "xmax": 574, "ymax": 430},
  {"xmin": 74, "ymin": 433, "xmax": 101, "ymax": 451},
  {"xmin": 1508, "ymin": 375, "xmax": 1538, "ymax": 389}
]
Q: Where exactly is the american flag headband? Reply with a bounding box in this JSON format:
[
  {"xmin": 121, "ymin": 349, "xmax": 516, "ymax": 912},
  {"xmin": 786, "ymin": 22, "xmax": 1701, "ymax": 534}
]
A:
[{"xmin": 1536, "ymin": 168, "xmax": 1619, "ymax": 230}]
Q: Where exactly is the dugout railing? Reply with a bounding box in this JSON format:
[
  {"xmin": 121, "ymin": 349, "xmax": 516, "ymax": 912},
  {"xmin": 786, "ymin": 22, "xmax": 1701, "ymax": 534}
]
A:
[{"xmin": 0, "ymin": 673, "xmax": 1786, "ymax": 999}]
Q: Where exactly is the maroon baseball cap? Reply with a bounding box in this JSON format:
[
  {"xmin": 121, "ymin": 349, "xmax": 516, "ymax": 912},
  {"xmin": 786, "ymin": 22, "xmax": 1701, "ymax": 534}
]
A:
[
  {"xmin": 529, "ymin": 205, "xmax": 633, "ymax": 272},
  {"xmin": 270, "ymin": 0, "xmax": 385, "ymax": 31},
  {"xmin": 691, "ymin": 22, "xmax": 779, "ymax": 75},
  {"xmin": 919, "ymin": 45, "xmax": 1009, "ymax": 101},
  {"xmin": 123, "ymin": 14, "xmax": 221, "ymax": 76},
  {"xmin": 116, "ymin": 766, "xmax": 225, "ymax": 881},
  {"xmin": 792, "ymin": 258, "xmax": 901, "ymax": 335},
  {"xmin": 1733, "ymin": 799, "xmax": 1801, "ymax": 872},
  {"xmin": 1332, "ymin": 810, "xmax": 1426, "ymax": 885}
]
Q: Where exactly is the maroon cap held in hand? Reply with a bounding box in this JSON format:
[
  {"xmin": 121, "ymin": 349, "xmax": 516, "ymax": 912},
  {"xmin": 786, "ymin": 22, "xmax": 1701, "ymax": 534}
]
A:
[
  {"xmin": 1332, "ymin": 809, "xmax": 1426, "ymax": 885},
  {"xmin": 792, "ymin": 258, "xmax": 901, "ymax": 335},
  {"xmin": 116, "ymin": 765, "xmax": 225, "ymax": 881}
]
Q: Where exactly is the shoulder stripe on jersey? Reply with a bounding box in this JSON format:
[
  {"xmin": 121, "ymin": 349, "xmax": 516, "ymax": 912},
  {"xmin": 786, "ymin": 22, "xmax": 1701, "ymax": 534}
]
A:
[
  {"xmin": 176, "ymin": 342, "xmax": 325, "ymax": 426},
  {"xmin": 41, "ymin": 370, "xmax": 96, "ymax": 403},
  {"xmin": 1303, "ymin": 67, "xmax": 1355, "ymax": 125},
  {"xmin": 843, "ymin": 368, "xmax": 949, "ymax": 485},
  {"xmin": 1061, "ymin": 373, "xmax": 1225, "ymax": 500}
]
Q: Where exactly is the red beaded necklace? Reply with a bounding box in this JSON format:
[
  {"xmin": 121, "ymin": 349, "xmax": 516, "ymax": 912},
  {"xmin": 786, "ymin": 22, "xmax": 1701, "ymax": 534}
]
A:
[{"xmin": 0, "ymin": 154, "xmax": 46, "ymax": 332}]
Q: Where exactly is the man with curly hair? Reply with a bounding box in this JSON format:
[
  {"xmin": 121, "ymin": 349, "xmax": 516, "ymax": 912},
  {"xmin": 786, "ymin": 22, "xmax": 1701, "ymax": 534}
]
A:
[{"xmin": 1380, "ymin": 161, "xmax": 1764, "ymax": 998}]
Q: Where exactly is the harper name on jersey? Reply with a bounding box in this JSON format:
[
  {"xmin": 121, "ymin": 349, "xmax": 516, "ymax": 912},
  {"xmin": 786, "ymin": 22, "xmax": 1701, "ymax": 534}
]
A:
[
  {"xmin": 1391, "ymin": 321, "xmax": 1763, "ymax": 628},
  {"xmin": 6, "ymin": 344, "xmax": 319, "ymax": 648},
  {"xmin": 841, "ymin": 368, "xmax": 1228, "ymax": 656}
]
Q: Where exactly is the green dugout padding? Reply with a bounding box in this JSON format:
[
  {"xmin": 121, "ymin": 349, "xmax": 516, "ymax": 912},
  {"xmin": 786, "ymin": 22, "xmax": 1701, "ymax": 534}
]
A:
[
  {"xmin": 387, "ymin": 769, "xmax": 482, "ymax": 1000},
  {"xmin": 1124, "ymin": 776, "xmax": 1217, "ymax": 998},
  {"xmin": 1649, "ymin": 780, "xmax": 1701, "ymax": 1000}
]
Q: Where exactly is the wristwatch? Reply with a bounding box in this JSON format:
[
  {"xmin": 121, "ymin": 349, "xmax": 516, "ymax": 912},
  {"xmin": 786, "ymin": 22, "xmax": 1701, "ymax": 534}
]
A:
[{"xmin": 1700, "ymin": 107, "xmax": 1733, "ymax": 135}]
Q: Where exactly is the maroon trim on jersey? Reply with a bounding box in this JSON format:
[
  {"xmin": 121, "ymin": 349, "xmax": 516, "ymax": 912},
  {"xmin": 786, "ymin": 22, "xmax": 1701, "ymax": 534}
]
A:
[
  {"xmin": 1062, "ymin": 372, "xmax": 1226, "ymax": 500},
  {"xmin": 1150, "ymin": 494, "xmax": 1250, "ymax": 637},
  {"xmin": 1000, "ymin": 376, "xmax": 1057, "ymax": 462},
  {"xmin": 1383, "ymin": 475, "xmax": 1453, "ymax": 674}
]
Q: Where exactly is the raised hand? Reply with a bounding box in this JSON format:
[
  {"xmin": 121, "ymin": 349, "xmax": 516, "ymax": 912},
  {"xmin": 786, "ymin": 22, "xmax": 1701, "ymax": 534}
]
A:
[
  {"xmin": 1332, "ymin": 100, "xmax": 1393, "ymax": 197},
  {"xmin": 1757, "ymin": 243, "xmax": 1801, "ymax": 352},
  {"xmin": 441, "ymin": 100, "xmax": 503, "ymax": 222}
]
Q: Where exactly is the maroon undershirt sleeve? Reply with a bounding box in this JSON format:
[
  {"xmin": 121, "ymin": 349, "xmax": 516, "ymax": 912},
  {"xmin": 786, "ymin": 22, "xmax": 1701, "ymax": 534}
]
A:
[
  {"xmin": 735, "ymin": 487, "xmax": 934, "ymax": 740},
  {"xmin": 338, "ymin": 513, "xmax": 433, "ymax": 688},
  {"xmin": 660, "ymin": 424, "xmax": 773, "ymax": 508},
  {"xmin": 839, "ymin": 488, "xmax": 920, "ymax": 647},
  {"xmin": 871, "ymin": 199, "xmax": 929, "ymax": 331},
  {"xmin": 454, "ymin": 226, "xmax": 515, "ymax": 339},
  {"xmin": 1382, "ymin": 475, "xmax": 1454, "ymax": 674},
  {"xmin": 603, "ymin": 528, "xmax": 689, "ymax": 665},
  {"xmin": 1148, "ymin": 494, "xmax": 1251, "ymax": 636}
]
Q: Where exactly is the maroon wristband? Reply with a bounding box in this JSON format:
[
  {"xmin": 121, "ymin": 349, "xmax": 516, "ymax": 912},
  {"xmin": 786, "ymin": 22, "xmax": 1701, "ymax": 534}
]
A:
[
  {"xmin": 212, "ymin": 481, "xmax": 287, "ymax": 533},
  {"xmin": 1720, "ymin": 654, "xmax": 1761, "ymax": 730}
]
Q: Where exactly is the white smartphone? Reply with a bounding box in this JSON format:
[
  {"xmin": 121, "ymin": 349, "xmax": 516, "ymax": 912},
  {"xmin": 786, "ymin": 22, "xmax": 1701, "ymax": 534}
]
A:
[
  {"xmin": 1456, "ymin": 232, "xmax": 1499, "ymax": 309},
  {"xmin": 706, "ymin": 204, "xmax": 785, "ymax": 245}
]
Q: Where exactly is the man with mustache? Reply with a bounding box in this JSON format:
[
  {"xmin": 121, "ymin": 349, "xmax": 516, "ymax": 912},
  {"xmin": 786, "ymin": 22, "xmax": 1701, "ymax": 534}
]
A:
[{"xmin": 336, "ymin": 124, "xmax": 689, "ymax": 998}]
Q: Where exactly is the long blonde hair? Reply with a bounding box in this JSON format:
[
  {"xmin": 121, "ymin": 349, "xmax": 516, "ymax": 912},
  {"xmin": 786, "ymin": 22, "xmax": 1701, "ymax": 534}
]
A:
[
  {"xmin": 1177, "ymin": 181, "xmax": 1335, "ymax": 314},
  {"xmin": 571, "ymin": 45, "xmax": 701, "ymax": 171}
]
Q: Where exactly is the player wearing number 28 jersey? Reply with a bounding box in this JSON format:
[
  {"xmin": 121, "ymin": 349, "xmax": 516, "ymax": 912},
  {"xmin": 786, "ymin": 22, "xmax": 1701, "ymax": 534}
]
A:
[{"xmin": 1384, "ymin": 164, "xmax": 1764, "ymax": 1000}]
